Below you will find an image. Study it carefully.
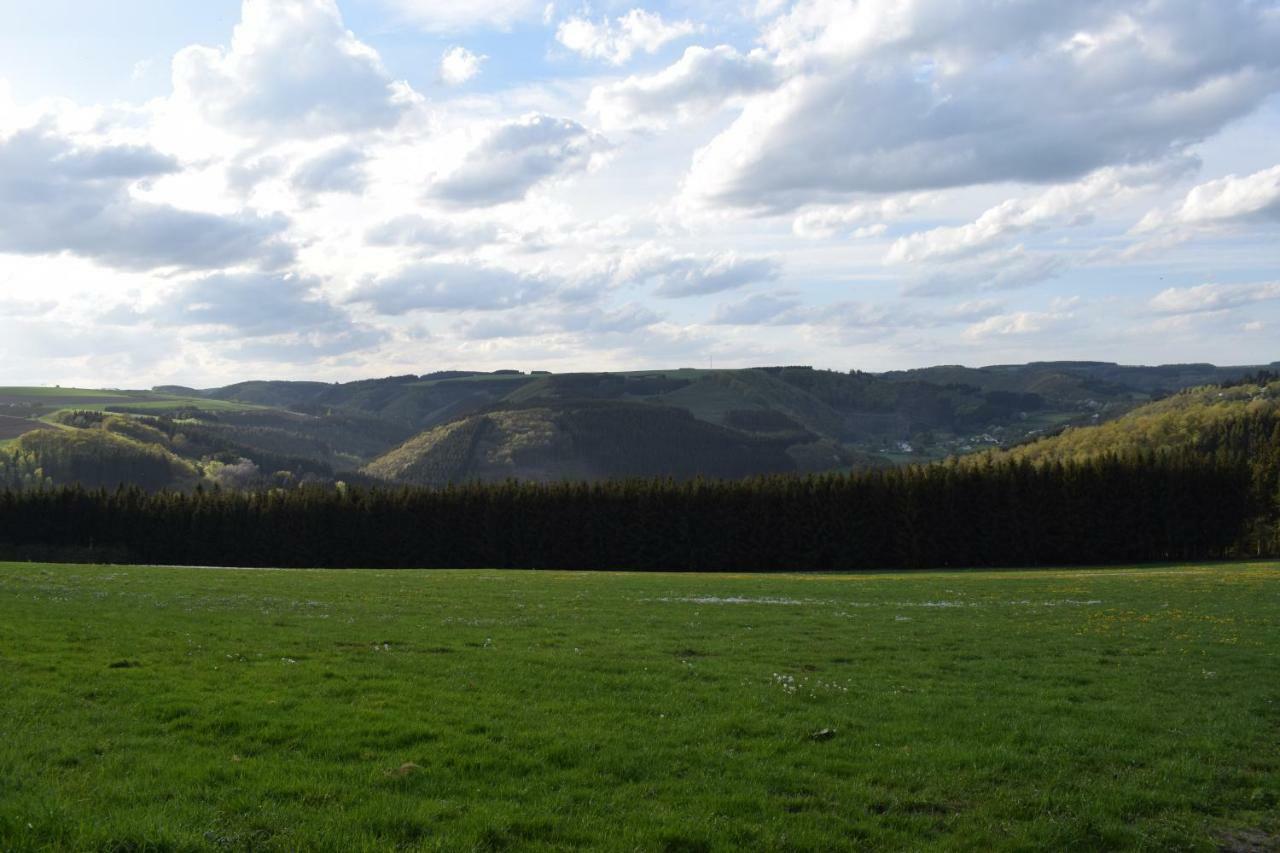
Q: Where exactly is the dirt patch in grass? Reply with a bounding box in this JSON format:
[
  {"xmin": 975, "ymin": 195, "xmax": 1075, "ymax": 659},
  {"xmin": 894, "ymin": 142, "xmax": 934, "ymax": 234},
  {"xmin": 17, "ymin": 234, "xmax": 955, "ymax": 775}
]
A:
[
  {"xmin": 1218, "ymin": 828, "xmax": 1280, "ymax": 852},
  {"xmin": 387, "ymin": 762, "xmax": 422, "ymax": 777}
]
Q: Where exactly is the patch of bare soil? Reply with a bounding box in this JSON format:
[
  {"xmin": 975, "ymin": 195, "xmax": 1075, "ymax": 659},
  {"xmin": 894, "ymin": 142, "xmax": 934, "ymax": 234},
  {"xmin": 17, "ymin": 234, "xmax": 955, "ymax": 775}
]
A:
[{"xmin": 1219, "ymin": 828, "xmax": 1280, "ymax": 852}]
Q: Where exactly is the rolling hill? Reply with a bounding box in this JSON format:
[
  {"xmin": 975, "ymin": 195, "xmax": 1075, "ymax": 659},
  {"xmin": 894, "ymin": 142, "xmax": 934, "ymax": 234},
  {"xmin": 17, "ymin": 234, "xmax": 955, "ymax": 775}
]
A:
[
  {"xmin": 362, "ymin": 400, "xmax": 865, "ymax": 486},
  {"xmin": 958, "ymin": 372, "xmax": 1280, "ymax": 556},
  {"xmin": 973, "ymin": 373, "xmax": 1280, "ymax": 466},
  {"xmin": 1, "ymin": 361, "xmax": 1276, "ymax": 490}
]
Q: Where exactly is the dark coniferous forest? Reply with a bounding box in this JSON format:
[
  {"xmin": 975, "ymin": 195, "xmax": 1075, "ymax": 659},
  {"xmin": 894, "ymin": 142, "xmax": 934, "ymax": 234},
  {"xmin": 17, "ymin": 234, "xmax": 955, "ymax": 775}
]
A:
[{"xmin": 0, "ymin": 447, "xmax": 1271, "ymax": 571}]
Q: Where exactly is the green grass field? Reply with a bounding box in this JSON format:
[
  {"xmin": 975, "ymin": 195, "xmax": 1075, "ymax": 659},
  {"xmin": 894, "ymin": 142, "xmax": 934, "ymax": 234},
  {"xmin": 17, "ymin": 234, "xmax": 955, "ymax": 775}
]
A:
[{"xmin": 0, "ymin": 563, "xmax": 1276, "ymax": 851}]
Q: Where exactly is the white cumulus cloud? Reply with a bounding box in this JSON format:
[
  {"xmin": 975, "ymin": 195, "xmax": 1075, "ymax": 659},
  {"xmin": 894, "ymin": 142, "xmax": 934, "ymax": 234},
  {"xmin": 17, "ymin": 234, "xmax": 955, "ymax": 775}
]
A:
[
  {"xmin": 440, "ymin": 46, "xmax": 486, "ymax": 85},
  {"xmin": 430, "ymin": 114, "xmax": 610, "ymax": 207},
  {"xmin": 557, "ymin": 9, "xmax": 698, "ymax": 65},
  {"xmin": 606, "ymin": 244, "xmax": 781, "ymax": 298},
  {"xmin": 1149, "ymin": 281, "xmax": 1280, "ymax": 314},
  {"xmin": 1136, "ymin": 164, "xmax": 1280, "ymax": 232},
  {"xmin": 171, "ymin": 0, "xmax": 411, "ymax": 138},
  {"xmin": 686, "ymin": 1, "xmax": 1280, "ymax": 212},
  {"xmin": 588, "ymin": 45, "xmax": 779, "ymax": 130},
  {"xmin": 963, "ymin": 306, "xmax": 1079, "ymax": 342},
  {"xmin": 0, "ymin": 123, "xmax": 292, "ymax": 271}
]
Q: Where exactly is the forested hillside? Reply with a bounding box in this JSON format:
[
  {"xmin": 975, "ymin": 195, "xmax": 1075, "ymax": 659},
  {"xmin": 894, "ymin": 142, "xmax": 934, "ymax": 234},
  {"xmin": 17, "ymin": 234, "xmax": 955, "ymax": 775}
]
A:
[
  {"xmin": 350, "ymin": 362, "xmax": 1277, "ymax": 485},
  {"xmin": 361, "ymin": 401, "xmax": 858, "ymax": 486},
  {"xmin": 0, "ymin": 361, "xmax": 1275, "ymax": 491},
  {"xmin": 966, "ymin": 374, "xmax": 1280, "ymax": 556},
  {"xmin": 2, "ymin": 371, "xmax": 1278, "ymax": 568},
  {"xmin": 984, "ymin": 375, "xmax": 1280, "ymax": 464}
]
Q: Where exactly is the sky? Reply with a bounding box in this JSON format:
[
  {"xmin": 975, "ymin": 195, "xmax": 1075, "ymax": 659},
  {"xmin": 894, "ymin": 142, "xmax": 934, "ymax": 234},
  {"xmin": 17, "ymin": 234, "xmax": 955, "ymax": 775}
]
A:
[{"xmin": 0, "ymin": 0, "xmax": 1278, "ymax": 387}]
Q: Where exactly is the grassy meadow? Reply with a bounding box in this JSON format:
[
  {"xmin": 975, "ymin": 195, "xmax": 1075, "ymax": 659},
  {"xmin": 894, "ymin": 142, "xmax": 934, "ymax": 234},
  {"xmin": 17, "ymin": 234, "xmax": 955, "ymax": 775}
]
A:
[{"xmin": 0, "ymin": 562, "xmax": 1276, "ymax": 851}]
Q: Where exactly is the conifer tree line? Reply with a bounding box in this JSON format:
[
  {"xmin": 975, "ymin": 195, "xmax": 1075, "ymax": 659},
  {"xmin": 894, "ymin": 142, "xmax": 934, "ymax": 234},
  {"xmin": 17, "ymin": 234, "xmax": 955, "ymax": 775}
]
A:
[{"xmin": 0, "ymin": 448, "xmax": 1271, "ymax": 570}]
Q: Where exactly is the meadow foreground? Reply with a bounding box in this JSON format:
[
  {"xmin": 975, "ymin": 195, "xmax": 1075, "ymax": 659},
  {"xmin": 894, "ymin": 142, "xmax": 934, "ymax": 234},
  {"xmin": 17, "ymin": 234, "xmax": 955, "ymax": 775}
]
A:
[{"xmin": 0, "ymin": 563, "xmax": 1276, "ymax": 851}]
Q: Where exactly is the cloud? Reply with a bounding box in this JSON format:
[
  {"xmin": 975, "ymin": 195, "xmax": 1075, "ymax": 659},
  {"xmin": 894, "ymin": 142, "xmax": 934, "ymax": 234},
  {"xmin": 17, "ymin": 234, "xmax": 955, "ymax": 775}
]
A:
[
  {"xmin": 1136, "ymin": 163, "xmax": 1280, "ymax": 232},
  {"xmin": 347, "ymin": 262, "xmax": 553, "ymax": 313},
  {"xmin": 0, "ymin": 298, "xmax": 57, "ymax": 318},
  {"xmin": 881, "ymin": 162, "xmax": 1197, "ymax": 296},
  {"xmin": 152, "ymin": 272, "xmax": 351, "ymax": 337},
  {"xmin": 458, "ymin": 302, "xmax": 662, "ymax": 339},
  {"xmin": 559, "ymin": 302, "xmax": 662, "ymax": 334},
  {"xmin": 86, "ymin": 270, "xmax": 386, "ymax": 362},
  {"xmin": 892, "ymin": 204, "xmax": 1046, "ymax": 266},
  {"xmin": 290, "ymin": 145, "xmax": 367, "ymax": 195},
  {"xmin": 365, "ymin": 215, "xmax": 501, "ymax": 250},
  {"xmin": 5, "ymin": 0, "xmax": 1278, "ymax": 380},
  {"xmin": 223, "ymin": 325, "xmax": 387, "ymax": 361},
  {"xmin": 1149, "ymin": 281, "xmax": 1280, "ymax": 314},
  {"xmin": 708, "ymin": 292, "xmax": 1006, "ymax": 334},
  {"xmin": 609, "ymin": 245, "xmax": 781, "ymax": 298},
  {"xmin": 962, "ymin": 306, "xmax": 1079, "ymax": 342},
  {"xmin": 945, "ymin": 298, "xmax": 1006, "ymax": 322},
  {"xmin": 0, "ymin": 124, "xmax": 291, "ymax": 271},
  {"xmin": 429, "ymin": 114, "xmax": 610, "ymax": 206},
  {"xmin": 225, "ymin": 150, "xmax": 287, "ymax": 194},
  {"xmin": 556, "ymin": 9, "xmax": 698, "ymax": 65},
  {"xmin": 686, "ymin": 1, "xmax": 1280, "ymax": 211},
  {"xmin": 348, "ymin": 246, "xmax": 778, "ymax": 320},
  {"xmin": 0, "ymin": 319, "xmax": 170, "ymax": 368},
  {"xmin": 589, "ymin": 45, "xmax": 780, "ymax": 130},
  {"xmin": 372, "ymin": 0, "xmax": 543, "ymax": 32},
  {"xmin": 439, "ymin": 46, "xmax": 486, "ymax": 85},
  {"xmin": 792, "ymin": 195, "xmax": 927, "ymax": 239},
  {"xmin": 454, "ymin": 314, "xmax": 533, "ymax": 340},
  {"xmin": 888, "ymin": 160, "xmax": 1195, "ymax": 264},
  {"xmin": 172, "ymin": 0, "xmax": 410, "ymax": 138},
  {"xmin": 902, "ymin": 248, "xmax": 1069, "ymax": 297},
  {"xmin": 708, "ymin": 293, "xmax": 804, "ymax": 325}
]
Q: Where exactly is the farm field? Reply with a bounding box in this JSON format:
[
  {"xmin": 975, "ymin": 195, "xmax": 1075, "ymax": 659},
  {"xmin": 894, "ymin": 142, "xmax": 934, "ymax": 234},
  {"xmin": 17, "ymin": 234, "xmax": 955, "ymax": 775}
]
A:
[
  {"xmin": 0, "ymin": 387, "xmax": 265, "ymax": 420},
  {"xmin": 0, "ymin": 416, "xmax": 50, "ymax": 442},
  {"xmin": 0, "ymin": 563, "xmax": 1276, "ymax": 851}
]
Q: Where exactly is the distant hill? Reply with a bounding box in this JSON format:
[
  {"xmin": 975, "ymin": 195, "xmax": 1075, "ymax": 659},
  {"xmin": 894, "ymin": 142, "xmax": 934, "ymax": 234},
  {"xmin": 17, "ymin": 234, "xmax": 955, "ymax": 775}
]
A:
[
  {"xmin": 1, "ymin": 361, "xmax": 1276, "ymax": 490},
  {"xmin": 203, "ymin": 373, "xmax": 531, "ymax": 429},
  {"xmin": 881, "ymin": 361, "xmax": 1278, "ymax": 399}
]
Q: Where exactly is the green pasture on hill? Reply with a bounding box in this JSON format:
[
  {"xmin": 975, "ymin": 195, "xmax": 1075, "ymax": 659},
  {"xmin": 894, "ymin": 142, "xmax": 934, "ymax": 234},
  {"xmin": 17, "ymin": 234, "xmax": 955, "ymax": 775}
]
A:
[
  {"xmin": 88, "ymin": 397, "xmax": 266, "ymax": 414},
  {"xmin": 0, "ymin": 563, "xmax": 1276, "ymax": 851},
  {"xmin": 0, "ymin": 387, "xmax": 265, "ymax": 418},
  {"xmin": 0, "ymin": 388, "xmax": 131, "ymax": 399},
  {"xmin": 0, "ymin": 386, "xmax": 259, "ymax": 409}
]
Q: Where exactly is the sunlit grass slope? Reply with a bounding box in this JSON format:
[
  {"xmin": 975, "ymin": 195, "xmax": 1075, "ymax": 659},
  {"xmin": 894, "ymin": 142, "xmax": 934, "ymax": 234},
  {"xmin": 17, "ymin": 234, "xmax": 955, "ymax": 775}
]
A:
[{"xmin": 0, "ymin": 563, "xmax": 1276, "ymax": 850}]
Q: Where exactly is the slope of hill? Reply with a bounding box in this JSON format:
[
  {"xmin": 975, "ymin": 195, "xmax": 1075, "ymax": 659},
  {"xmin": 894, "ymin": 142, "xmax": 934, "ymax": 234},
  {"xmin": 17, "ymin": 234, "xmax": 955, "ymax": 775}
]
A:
[
  {"xmin": 882, "ymin": 361, "xmax": 1279, "ymax": 396},
  {"xmin": 0, "ymin": 361, "xmax": 1276, "ymax": 491},
  {"xmin": 979, "ymin": 379, "xmax": 1280, "ymax": 465},
  {"xmin": 1, "ymin": 420, "xmax": 200, "ymax": 491},
  {"xmin": 204, "ymin": 373, "xmax": 533, "ymax": 430},
  {"xmin": 958, "ymin": 375, "xmax": 1280, "ymax": 555},
  {"xmin": 362, "ymin": 401, "xmax": 842, "ymax": 485}
]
